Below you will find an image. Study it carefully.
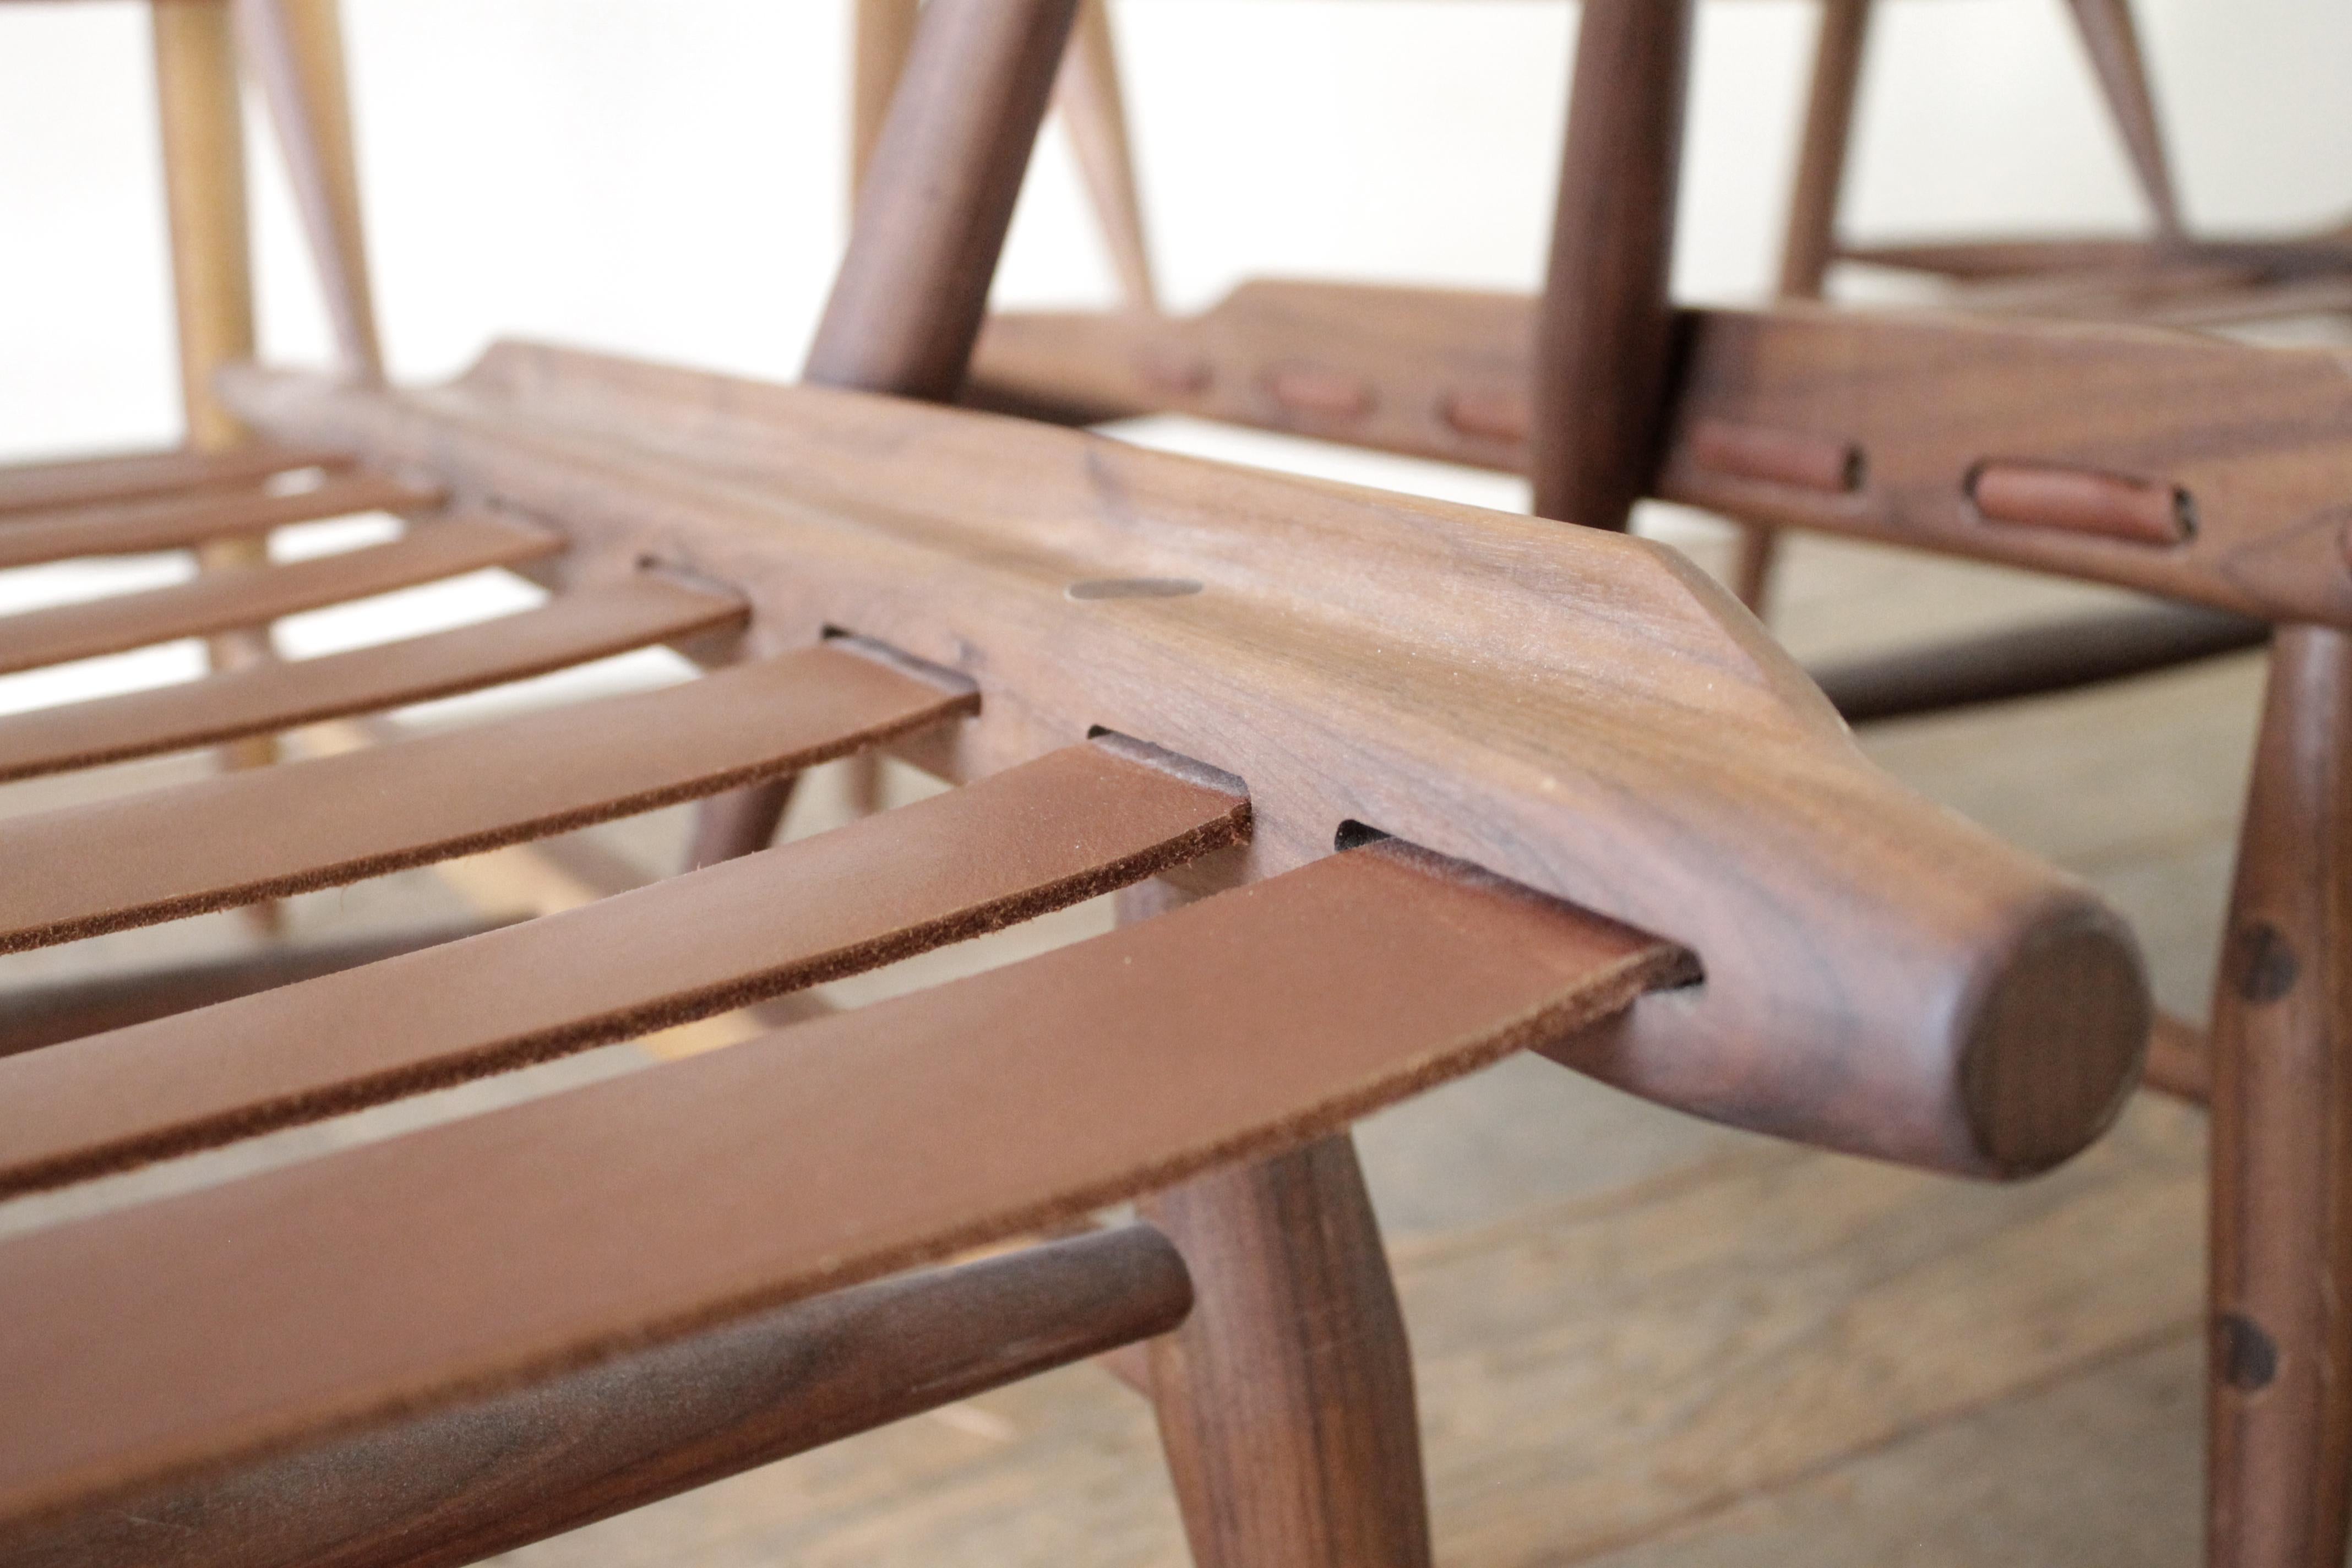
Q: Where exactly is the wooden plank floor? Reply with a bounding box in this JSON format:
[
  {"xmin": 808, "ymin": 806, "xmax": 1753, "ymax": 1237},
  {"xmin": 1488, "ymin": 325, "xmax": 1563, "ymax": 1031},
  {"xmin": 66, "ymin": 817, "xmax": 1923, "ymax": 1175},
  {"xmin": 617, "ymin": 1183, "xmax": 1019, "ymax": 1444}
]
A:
[{"xmin": 0, "ymin": 487, "xmax": 2248, "ymax": 1563}]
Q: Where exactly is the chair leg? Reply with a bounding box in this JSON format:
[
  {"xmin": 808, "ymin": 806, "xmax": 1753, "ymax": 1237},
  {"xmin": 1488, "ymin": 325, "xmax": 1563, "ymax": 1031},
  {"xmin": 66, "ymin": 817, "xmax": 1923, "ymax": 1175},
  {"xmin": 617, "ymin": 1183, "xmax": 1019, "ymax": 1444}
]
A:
[
  {"xmin": 1118, "ymin": 878, "xmax": 1431, "ymax": 1568},
  {"xmin": 154, "ymin": 0, "xmax": 284, "ymax": 933},
  {"xmin": 1531, "ymin": 0, "xmax": 1694, "ymax": 531},
  {"xmin": 848, "ymin": 0, "xmax": 921, "ymax": 213},
  {"xmin": 1735, "ymin": 0, "xmax": 1874, "ymax": 617},
  {"xmin": 2208, "ymin": 624, "xmax": 2352, "ymax": 1567},
  {"xmin": 1141, "ymin": 1137, "xmax": 1433, "ymax": 1568},
  {"xmin": 1054, "ymin": 0, "xmax": 1157, "ymax": 314},
  {"xmin": 2061, "ymin": 0, "xmax": 2184, "ymax": 242},
  {"xmin": 233, "ymin": 0, "xmax": 383, "ymax": 378}
]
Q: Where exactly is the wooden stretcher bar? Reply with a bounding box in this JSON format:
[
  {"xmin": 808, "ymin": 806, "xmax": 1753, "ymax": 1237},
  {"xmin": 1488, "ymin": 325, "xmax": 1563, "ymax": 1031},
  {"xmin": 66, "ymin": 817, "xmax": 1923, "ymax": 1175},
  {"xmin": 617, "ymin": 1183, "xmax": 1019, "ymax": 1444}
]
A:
[
  {"xmin": 1838, "ymin": 230, "xmax": 2352, "ymax": 282},
  {"xmin": 0, "ymin": 468, "xmax": 440, "ymax": 569},
  {"xmin": 968, "ymin": 281, "xmax": 2352, "ymax": 628},
  {"xmin": 1811, "ymin": 601, "xmax": 2271, "ymax": 723},
  {"xmin": 0, "ymin": 641, "xmax": 974, "ymax": 952},
  {"xmin": 7, "ymin": 1226, "xmax": 1194, "ymax": 1568},
  {"xmin": 0, "ymin": 442, "xmax": 352, "ymax": 516},
  {"xmin": 221, "ymin": 341, "xmax": 2149, "ymax": 1177},
  {"xmin": 0, "ymin": 836, "xmax": 1686, "ymax": 1544},
  {"xmin": 0, "ymin": 510, "xmax": 556, "ymax": 676},
  {"xmin": 0, "ymin": 571, "xmax": 747, "ymax": 782},
  {"xmin": 0, "ymin": 738, "xmax": 1251, "ymax": 1196}
]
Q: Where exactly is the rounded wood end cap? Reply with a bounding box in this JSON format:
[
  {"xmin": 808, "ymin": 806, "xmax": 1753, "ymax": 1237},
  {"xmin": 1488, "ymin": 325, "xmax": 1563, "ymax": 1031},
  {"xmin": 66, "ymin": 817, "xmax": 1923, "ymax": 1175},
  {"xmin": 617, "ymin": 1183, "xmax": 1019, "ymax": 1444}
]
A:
[{"xmin": 1959, "ymin": 902, "xmax": 2151, "ymax": 1175}]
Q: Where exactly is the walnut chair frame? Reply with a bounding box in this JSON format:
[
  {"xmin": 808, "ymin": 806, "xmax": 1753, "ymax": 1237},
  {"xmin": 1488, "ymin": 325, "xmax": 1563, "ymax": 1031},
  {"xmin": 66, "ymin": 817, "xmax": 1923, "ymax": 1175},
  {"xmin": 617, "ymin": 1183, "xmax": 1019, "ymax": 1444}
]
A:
[
  {"xmin": 967, "ymin": 0, "xmax": 2352, "ymax": 1561},
  {"xmin": 0, "ymin": 2, "xmax": 2152, "ymax": 1564}
]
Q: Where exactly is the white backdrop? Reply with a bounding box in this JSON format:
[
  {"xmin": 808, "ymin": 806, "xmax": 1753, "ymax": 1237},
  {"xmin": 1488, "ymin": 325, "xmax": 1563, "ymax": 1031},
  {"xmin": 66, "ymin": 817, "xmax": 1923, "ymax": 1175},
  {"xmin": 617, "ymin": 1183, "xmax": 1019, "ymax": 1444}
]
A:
[{"xmin": 4, "ymin": 0, "xmax": 2349, "ymax": 462}]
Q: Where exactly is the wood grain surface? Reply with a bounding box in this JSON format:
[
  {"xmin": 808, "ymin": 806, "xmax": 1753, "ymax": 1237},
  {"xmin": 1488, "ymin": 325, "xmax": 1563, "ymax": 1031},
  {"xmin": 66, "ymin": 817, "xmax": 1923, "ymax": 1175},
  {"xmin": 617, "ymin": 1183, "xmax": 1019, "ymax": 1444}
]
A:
[{"xmin": 222, "ymin": 342, "xmax": 2150, "ymax": 1174}]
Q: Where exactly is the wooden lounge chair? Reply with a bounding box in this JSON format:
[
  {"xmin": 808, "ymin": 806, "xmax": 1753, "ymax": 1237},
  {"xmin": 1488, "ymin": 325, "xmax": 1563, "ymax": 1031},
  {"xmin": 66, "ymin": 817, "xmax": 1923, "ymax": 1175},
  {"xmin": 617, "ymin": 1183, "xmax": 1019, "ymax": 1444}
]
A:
[
  {"xmin": 0, "ymin": 2, "xmax": 2150, "ymax": 1562},
  {"xmin": 970, "ymin": 2, "xmax": 2352, "ymax": 1562}
]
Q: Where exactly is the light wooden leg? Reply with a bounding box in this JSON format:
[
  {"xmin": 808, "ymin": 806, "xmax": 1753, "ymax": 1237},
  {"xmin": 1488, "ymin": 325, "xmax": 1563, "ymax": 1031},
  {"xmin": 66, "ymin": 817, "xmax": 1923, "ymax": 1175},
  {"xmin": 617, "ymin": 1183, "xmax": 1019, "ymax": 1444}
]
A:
[
  {"xmin": 1054, "ymin": 0, "xmax": 1156, "ymax": 313},
  {"xmin": 154, "ymin": 0, "xmax": 284, "ymax": 933},
  {"xmin": 235, "ymin": 0, "xmax": 382, "ymax": 377},
  {"xmin": 1735, "ymin": 0, "xmax": 1872, "ymax": 619},
  {"xmin": 2062, "ymin": 0, "xmax": 2183, "ymax": 242},
  {"xmin": 850, "ymin": 0, "xmax": 922, "ymax": 214},
  {"xmin": 2208, "ymin": 625, "xmax": 2352, "ymax": 1567}
]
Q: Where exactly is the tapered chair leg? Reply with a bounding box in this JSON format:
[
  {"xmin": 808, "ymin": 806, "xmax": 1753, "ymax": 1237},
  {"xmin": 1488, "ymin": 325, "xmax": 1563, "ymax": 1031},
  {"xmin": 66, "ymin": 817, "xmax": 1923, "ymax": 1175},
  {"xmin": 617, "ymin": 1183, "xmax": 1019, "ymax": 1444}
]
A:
[
  {"xmin": 1118, "ymin": 879, "xmax": 1431, "ymax": 1568},
  {"xmin": 1141, "ymin": 1136, "xmax": 1432, "ymax": 1568},
  {"xmin": 2208, "ymin": 624, "xmax": 2352, "ymax": 1567},
  {"xmin": 1529, "ymin": 0, "xmax": 1695, "ymax": 531}
]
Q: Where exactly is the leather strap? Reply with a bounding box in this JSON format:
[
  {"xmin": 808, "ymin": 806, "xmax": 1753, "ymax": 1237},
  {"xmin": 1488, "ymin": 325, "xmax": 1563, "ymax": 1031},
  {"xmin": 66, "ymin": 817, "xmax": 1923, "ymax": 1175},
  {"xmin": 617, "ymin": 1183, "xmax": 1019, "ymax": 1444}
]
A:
[
  {"xmin": 0, "ymin": 470, "xmax": 442, "ymax": 569},
  {"xmin": 0, "ymin": 739, "xmax": 1249, "ymax": 1195},
  {"xmin": 0, "ymin": 837, "xmax": 1685, "ymax": 1536},
  {"xmin": 0, "ymin": 444, "xmax": 352, "ymax": 516},
  {"xmin": 0, "ymin": 511, "xmax": 557, "ymax": 676},
  {"xmin": 0, "ymin": 574, "xmax": 745, "ymax": 783},
  {"xmin": 0, "ymin": 643, "xmax": 974, "ymax": 951}
]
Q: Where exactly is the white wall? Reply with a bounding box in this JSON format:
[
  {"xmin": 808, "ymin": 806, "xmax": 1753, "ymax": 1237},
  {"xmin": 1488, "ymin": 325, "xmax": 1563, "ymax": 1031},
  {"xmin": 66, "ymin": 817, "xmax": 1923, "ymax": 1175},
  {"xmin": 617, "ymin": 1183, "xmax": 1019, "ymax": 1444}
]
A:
[{"xmin": 4, "ymin": 0, "xmax": 2349, "ymax": 463}]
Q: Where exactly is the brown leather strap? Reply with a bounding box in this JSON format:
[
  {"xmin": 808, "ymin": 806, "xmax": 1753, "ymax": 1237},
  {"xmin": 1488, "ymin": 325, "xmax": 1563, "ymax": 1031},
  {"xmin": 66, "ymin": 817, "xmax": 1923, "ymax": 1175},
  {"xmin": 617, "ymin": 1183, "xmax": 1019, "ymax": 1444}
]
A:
[
  {"xmin": 0, "ymin": 512, "xmax": 557, "ymax": 677},
  {"xmin": 0, "ymin": 922, "xmax": 515, "ymax": 1059},
  {"xmin": 0, "ymin": 643, "xmax": 973, "ymax": 952},
  {"xmin": 0, "ymin": 444, "xmax": 351, "ymax": 516},
  {"xmin": 0, "ymin": 837, "xmax": 1685, "ymax": 1536},
  {"xmin": 0, "ymin": 740, "xmax": 1250, "ymax": 1194},
  {"xmin": 0, "ymin": 574, "xmax": 745, "ymax": 783},
  {"xmin": 0, "ymin": 470, "xmax": 441, "ymax": 569}
]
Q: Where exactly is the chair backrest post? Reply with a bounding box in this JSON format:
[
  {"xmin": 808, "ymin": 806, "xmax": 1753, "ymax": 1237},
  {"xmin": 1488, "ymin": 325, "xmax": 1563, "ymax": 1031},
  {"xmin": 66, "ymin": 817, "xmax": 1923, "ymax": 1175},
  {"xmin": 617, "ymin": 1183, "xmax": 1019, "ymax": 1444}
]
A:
[
  {"xmin": 806, "ymin": 0, "xmax": 1081, "ymax": 399},
  {"xmin": 1529, "ymin": 0, "xmax": 1695, "ymax": 530}
]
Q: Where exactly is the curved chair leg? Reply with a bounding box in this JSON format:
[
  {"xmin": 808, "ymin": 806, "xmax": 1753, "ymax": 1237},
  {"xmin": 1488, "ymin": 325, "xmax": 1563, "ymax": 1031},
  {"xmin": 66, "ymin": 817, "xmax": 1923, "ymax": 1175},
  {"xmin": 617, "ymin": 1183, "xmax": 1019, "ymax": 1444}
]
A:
[
  {"xmin": 2208, "ymin": 625, "xmax": 2352, "ymax": 1567},
  {"xmin": 1142, "ymin": 1136, "xmax": 1432, "ymax": 1568}
]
